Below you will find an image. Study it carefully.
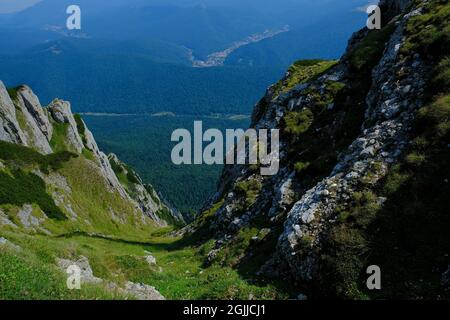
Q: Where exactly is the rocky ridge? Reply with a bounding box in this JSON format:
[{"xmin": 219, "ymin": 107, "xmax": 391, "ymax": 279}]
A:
[
  {"xmin": 277, "ymin": 2, "xmax": 429, "ymax": 283},
  {"xmin": 0, "ymin": 82, "xmax": 181, "ymax": 227},
  {"xmin": 191, "ymin": 0, "xmax": 449, "ymax": 299}
]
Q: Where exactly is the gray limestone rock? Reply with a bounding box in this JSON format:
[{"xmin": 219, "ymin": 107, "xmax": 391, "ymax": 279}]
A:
[
  {"xmin": 120, "ymin": 281, "xmax": 165, "ymax": 300},
  {"xmin": 56, "ymin": 256, "xmax": 103, "ymax": 285},
  {"xmin": 277, "ymin": 4, "xmax": 428, "ymax": 282},
  {"xmin": 48, "ymin": 99, "xmax": 84, "ymax": 153},
  {"xmin": 15, "ymin": 86, "xmax": 53, "ymax": 154},
  {"xmin": 0, "ymin": 81, "xmax": 27, "ymax": 144},
  {"xmin": 0, "ymin": 237, "xmax": 21, "ymax": 251},
  {"xmin": 0, "ymin": 209, "xmax": 18, "ymax": 229}
]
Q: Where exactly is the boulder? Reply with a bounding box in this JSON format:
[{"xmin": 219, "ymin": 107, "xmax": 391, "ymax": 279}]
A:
[
  {"xmin": 120, "ymin": 281, "xmax": 165, "ymax": 300},
  {"xmin": 145, "ymin": 254, "xmax": 157, "ymax": 266},
  {"xmin": 56, "ymin": 256, "xmax": 103, "ymax": 285}
]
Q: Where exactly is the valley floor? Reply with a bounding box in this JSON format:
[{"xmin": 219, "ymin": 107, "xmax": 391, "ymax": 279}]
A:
[
  {"xmin": 0, "ymin": 228, "xmax": 293, "ymax": 300},
  {"xmin": 83, "ymin": 113, "xmax": 250, "ymax": 214}
]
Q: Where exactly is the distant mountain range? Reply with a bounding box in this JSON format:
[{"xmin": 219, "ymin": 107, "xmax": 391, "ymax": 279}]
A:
[
  {"xmin": 1, "ymin": 0, "xmax": 449, "ymax": 301},
  {"xmin": 0, "ymin": 0, "xmax": 370, "ymax": 214},
  {"xmin": 0, "ymin": 0, "xmax": 369, "ymax": 115}
]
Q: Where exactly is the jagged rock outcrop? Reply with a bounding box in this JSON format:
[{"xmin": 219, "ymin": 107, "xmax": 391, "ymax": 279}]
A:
[
  {"xmin": 0, "ymin": 82, "xmax": 27, "ymax": 144},
  {"xmin": 278, "ymin": 4, "xmax": 429, "ymax": 282},
  {"xmin": 194, "ymin": 0, "xmax": 449, "ymax": 298},
  {"xmin": 0, "ymin": 82, "xmax": 181, "ymax": 227},
  {"xmin": 15, "ymin": 86, "xmax": 53, "ymax": 154},
  {"xmin": 0, "ymin": 84, "xmax": 175, "ymax": 298}
]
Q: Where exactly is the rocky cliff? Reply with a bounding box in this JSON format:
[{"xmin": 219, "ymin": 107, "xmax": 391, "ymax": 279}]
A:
[
  {"xmin": 0, "ymin": 82, "xmax": 183, "ymax": 229},
  {"xmin": 190, "ymin": 0, "xmax": 450, "ymax": 299}
]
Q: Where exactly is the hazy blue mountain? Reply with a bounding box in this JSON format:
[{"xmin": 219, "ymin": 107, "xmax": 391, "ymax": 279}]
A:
[
  {"xmin": 226, "ymin": 7, "xmax": 367, "ymax": 68},
  {"xmin": 0, "ymin": 0, "xmax": 285, "ymax": 57},
  {"xmin": 0, "ymin": 38, "xmax": 281, "ymax": 115},
  {"xmin": 0, "ymin": 0, "xmax": 370, "ymax": 57},
  {"xmin": 87, "ymin": 5, "xmax": 283, "ymax": 58},
  {"xmin": 0, "ymin": 0, "xmax": 370, "ymax": 116},
  {"xmin": 0, "ymin": 0, "xmax": 373, "ymax": 213},
  {"xmin": 0, "ymin": 28, "xmax": 60, "ymax": 54}
]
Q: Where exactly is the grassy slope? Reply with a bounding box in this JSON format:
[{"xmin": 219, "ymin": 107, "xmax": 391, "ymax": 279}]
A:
[
  {"xmin": 0, "ymin": 117, "xmax": 287, "ymax": 300},
  {"xmin": 272, "ymin": 59, "xmax": 338, "ymax": 97},
  {"xmin": 0, "ymin": 227, "xmax": 290, "ymax": 299},
  {"xmin": 0, "ymin": 82, "xmax": 289, "ymax": 299},
  {"xmin": 0, "ymin": 109, "xmax": 162, "ymax": 299},
  {"xmin": 180, "ymin": 1, "xmax": 449, "ymax": 300},
  {"xmin": 3, "ymin": 1, "xmax": 446, "ymax": 301}
]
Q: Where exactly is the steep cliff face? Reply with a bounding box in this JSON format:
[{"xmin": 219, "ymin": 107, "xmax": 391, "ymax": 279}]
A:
[
  {"xmin": 191, "ymin": 0, "xmax": 450, "ymax": 299},
  {"xmin": 0, "ymin": 81, "xmax": 182, "ymax": 229},
  {"xmin": 0, "ymin": 81, "xmax": 191, "ymax": 299}
]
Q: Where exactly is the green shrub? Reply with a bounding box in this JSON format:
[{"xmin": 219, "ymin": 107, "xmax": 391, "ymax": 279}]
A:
[
  {"xmin": 0, "ymin": 250, "xmax": 69, "ymax": 299},
  {"xmin": 383, "ymin": 165, "xmax": 410, "ymax": 195},
  {"xmin": 81, "ymin": 148, "xmax": 96, "ymax": 161},
  {"xmin": 145, "ymin": 185, "xmax": 161, "ymax": 205},
  {"xmin": 44, "ymin": 152, "xmax": 78, "ymax": 173},
  {"xmin": 115, "ymin": 255, "xmax": 149, "ymax": 274},
  {"xmin": 411, "ymin": 136, "xmax": 429, "ymax": 150},
  {"xmin": 157, "ymin": 208, "xmax": 184, "ymax": 228},
  {"xmin": 0, "ymin": 142, "xmax": 72, "ymax": 220},
  {"xmin": 235, "ymin": 179, "xmax": 262, "ymax": 210},
  {"xmin": 294, "ymin": 161, "xmax": 310, "ymax": 175},
  {"xmin": 0, "ymin": 169, "xmax": 66, "ymax": 220},
  {"xmin": 331, "ymin": 225, "xmax": 366, "ymax": 252},
  {"xmin": 366, "ymin": 109, "xmax": 450, "ymax": 299},
  {"xmin": 317, "ymin": 190, "xmax": 379, "ymax": 299},
  {"xmin": 109, "ymin": 158, "xmax": 124, "ymax": 175},
  {"xmin": 349, "ymin": 23, "xmax": 396, "ymax": 72},
  {"xmin": 405, "ymin": 152, "xmax": 427, "ymax": 167},
  {"xmin": 402, "ymin": 1, "xmax": 450, "ymax": 57},
  {"xmin": 49, "ymin": 122, "xmax": 69, "ymax": 152},
  {"xmin": 431, "ymin": 57, "xmax": 450, "ymax": 94},
  {"xmin": 273, "ymin": 60, "xmax": 337, "ymax": 96},
  {"xmin": 0, "ymin": 249, "xmax": 121, "ymax": 300},
  {"xmin": 126, "ymin": 168, "xmax": 140, "ymax": 184},
  {"xmin": 305, "ymin": 152, "xmax": 337, "ymax": 177},
  {"xmin": 74, "ymin": 114, "xmax": 88, "ymax": 146},
  {"xmin": 329, "ymin": 46, "xmax": 450, "ymax": 299},
  {"xmin": 179, "ymin": 199, "xmax": 225, "ymax": 246},
  {"xmin": 214, "ymin": 227, "xmax": 260, "ymax": 267},
  {"xmin": 417, "ymin": 95, "xmax": 450, "ymax": 138},
  {"xmin": 284, "ymin": 108, "xmax": 313, "ymax": 138},
  {"xmin": 0, "ymin": 141, "xmax": 76, "ymax": 173},
  {"xmin": 109, "ymin": 157, "xmax": 140, "ymax": 187},
  {"xmin": 6, "ymin": 86, "xmax": 22, "ymax": 102}
]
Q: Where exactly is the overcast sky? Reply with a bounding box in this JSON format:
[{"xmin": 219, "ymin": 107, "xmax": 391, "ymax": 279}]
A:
[{"xmin": 0, "ymin": 0, "xmax": 41, "ymax": 13}]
